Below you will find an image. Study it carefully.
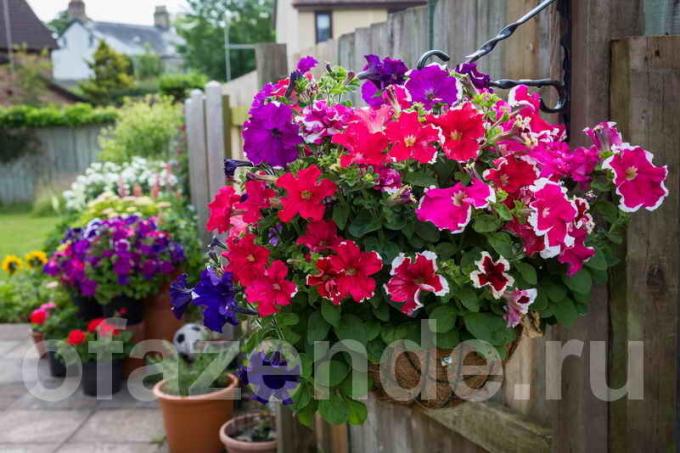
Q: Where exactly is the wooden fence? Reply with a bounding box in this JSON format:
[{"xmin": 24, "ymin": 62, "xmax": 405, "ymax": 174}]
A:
[
  {"xmin": 0, "ymin": 125, "xmax": 103, "ymax": 204},
  {"xmin": 184, "ymin": 1, "xmax": 680, "ymax": 450}
]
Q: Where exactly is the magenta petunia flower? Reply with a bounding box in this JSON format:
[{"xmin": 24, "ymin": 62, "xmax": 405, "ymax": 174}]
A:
[
  {"xmin": 502, "ymin": 288, "xmax": 536, "ymax": 327},
  {"xmin": 602, "ymin": 145, "xmax": 668, "ymax": 212},
  {"xmin": 416, "ymin": 178, "xmax": 495, "ymax": 233},
  {"xmin": 243, "ymin": 102, "xmax": 303, "ymax": 167},
  {"xmin": 470, "ymin": 252, "xmax": 514, "ymax": 299},
  {"xmin": 384, "ymin": 251, "xmax": 449, "ymax": 315},
  {"xmin": 558, "ymin": 227, "xmax": 595, "ymax": 276},
  {"xmin": 296, "ymin": 55, "xmax": 318, "ymax": 73},
  {"xmin": 455, "ymin": 62, "xmax": 491, "ymax": 90},
  {"xmin": 527, "ymin": 178, "xmax": 578, "ymax": 258},
  {"xmin": 405, "ymin": 65, "xmax": 461, "ymax": 110}
]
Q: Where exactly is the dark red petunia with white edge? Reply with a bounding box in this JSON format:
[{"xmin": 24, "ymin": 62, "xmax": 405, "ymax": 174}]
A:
[
  {"xmin": 470, "ymin": 252, "xmax": 514, "ymax": 299},
  {"xmin": 385, "ymin": 251, "xmax": 449, "ymax": 315}
]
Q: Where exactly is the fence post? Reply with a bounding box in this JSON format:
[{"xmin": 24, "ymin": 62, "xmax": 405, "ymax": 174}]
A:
[
  {"xmin": 185, "ymin": 89, "xmax": 210, "ymax": 243},
  {"xmin": 255, "ymin": 43, "xmax": 289, "ymax": 87},
  {"xmin": 204, "ymin": 81, "xmax": 227, "ymax": 198}
]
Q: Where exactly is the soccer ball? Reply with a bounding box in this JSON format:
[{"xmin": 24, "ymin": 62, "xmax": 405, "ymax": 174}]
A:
[{"xmin": 172, "ymin": 323, "xmax": 208, "ymax": 360}]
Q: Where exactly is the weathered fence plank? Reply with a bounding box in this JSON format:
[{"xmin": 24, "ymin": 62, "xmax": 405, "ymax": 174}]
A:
[
  {"xmin": 255, "ymin": 43, "xmax": 289, "ymax": 89},
  {"xmin": 185, "ymin": 90, "xmax": 210, "ymax": 241}
]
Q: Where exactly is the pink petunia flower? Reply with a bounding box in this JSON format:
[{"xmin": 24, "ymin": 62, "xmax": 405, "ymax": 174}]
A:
[
  {"xmin": 416, "ymin": 178, "xmax": 495, "ymax": 233},
  {"xmin": 428, "ymin": 102, "xmax": 485, "ymax": 162},
  {"xmin": 296, "ymin": 220, "xmax": 341, "ymax": 252},
  {"xmin": 236, "ymin": 180, "xmax": 276, "ymax": 224},
  {"xmin": 470, "ymin": 252, "xmax": 515, "ymax": 299},
  {"xmin": 276, "ymin": 165, "xmax": 337, "ymax": 222},
  {"xmin": 507, "ymin": 85, "xmax": 565, "ymax": 142},
  {"xmin": 384, "ymin": 251, "xmax": 449, "ymax": 315},
  {"xmin": 503, "ymin": 288, "xmax": 537, "ymax": 327},
  {"xmin": 602, "ymin": 145, "xmax": 668, "ymax": 212},
  {"xmin": 558, "ymin": 227, "xmax": 595, "ymax": 276},
  {"xmin": 527, "ymin": 178, "xmax": 578, "ymax": 258},
  {"xmin": 385, "ymin": 111, "xmax": 441, "ymax": 163},
  {"xmin": 244, "ymin": 260, "xmax": 298, "ymax": 317},
  {"xmin": 298, "ymin": 100, "xmax": 353, "ymax": 144}
]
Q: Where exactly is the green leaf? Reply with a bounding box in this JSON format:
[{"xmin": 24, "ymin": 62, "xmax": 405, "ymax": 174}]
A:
[
  {"xmin": 348, "ymin": 209, "xmax": 382, "ymax": 238},
  {"xmin": 429, "ymin": 305, "xmax": 457, "ymax": 333},
  {"xmin": 372, "ymin": 301, "xmax": 390, "ymax": 322},
  {"xmin": 335, "ymin": 314, "xmax": 367, "ymax": 343},
  {"xmin": 463, "ymin": 312, "xmax": 507, "ymax": 345},
  {"xmin": 346, "ymin": 399, "xmax": 368, "ymax": 425},
  {"xmin": 543, "ymin": 280, "xmax": 566, "ymax": 302},
  {"xmin": 488, "ymin": 232, "xmax": 514, "ymax": 258},
  {"xmin": 364, "ymin": 320, "xmax": 381, "ymax": 341},
  {"xmin": 435, "ymin": 242, "xmax": 458, "ymax": 259},
  {"xmin": 321, "ymin": 301, "xmax": 341, "ymax": 328},
  {"xmin": 585, "ymin": 250, "xmax": 608, "ymax": 271},
  {"xmin": 515, "ymin": 261, "xmax": 537, "ymax": 285},
  {"xmin": 276, "ymin": 313, "xmax": 299, "ymax": 327},
  {"xmin": 563, "ymin": 269, "xmax": 592, "ymax": 295},
  {"xmin": 436, "ymin": 329, "xmax": 460, "ymax": 349},
  {"xmin": 473, "ymin": 214, "xmax": 501, "ymax": 233},
  {"xmin": 340, "ymin": 372, "xmax": 370, "ymax": 399},
  {"xmin": 319, "ymin": 393, "xmax": 349, "ymax": 425},
  {"xmin": 551, "ymin": 298, "xmax": 578, "ymax": 326},
  {"xmin": 458, "ymin": 287, "xmax": 479, "ymax": 312},
  {"xmin": 308, "ymin": 312, "xmax": 330, "ymax": 342},
  {"xmin": 495, "ymin": 203, "xmax": 513, "ymax": 221},
  {"xmin": 296, "ymin": 400, "xmax": 317, "ymax": 427},
  {"xmin": 316, "ymin": 359, "xmax": 350, "ymax": 387},
  {"xmin": 405, "ymin": 170, "xmax": 437, "ymax": 187},
  {"xmin": 415, "ymin": 222, "xmax": 440, "ymax": 242},
  {"xmin": 292, "ymin": 383, "xmax": 312, "ymax": 411},
  {"xmin": 592, "ymin": 200, "xmax": 618, "ymax": 224},
  {"xmin": 332, "ymin": 202, "xmax": 350, "ymax": 230}
]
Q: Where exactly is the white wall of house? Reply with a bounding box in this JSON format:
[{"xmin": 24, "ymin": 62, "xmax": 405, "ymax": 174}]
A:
[{"xmin": 52, "ymin": 23, "xmax": 94, "ymax": 81}]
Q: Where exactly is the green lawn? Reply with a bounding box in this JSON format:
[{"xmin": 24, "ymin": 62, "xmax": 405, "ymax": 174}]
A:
[{"xmin": 0, "ymin": 210, "xmax": 59, "ymax": 258}]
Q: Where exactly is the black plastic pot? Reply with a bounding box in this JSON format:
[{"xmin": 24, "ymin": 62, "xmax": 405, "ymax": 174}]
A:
[
  {"xmin": 102, "ymin": 296, "xmax": 144, "ymax": 325},
  {"xmin": 47, "ymin": 350, "xmax": 66, "ymax": 378},
  {"xmin": 73, "ymin": 296, "xmax": 103, "ymax": 321},
  {"xmin": 82, "ymin": 360, "xmax": 123, "ymax": 397}
]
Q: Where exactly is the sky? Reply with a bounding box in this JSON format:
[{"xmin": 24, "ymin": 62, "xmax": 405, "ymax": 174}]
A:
[{"xmin": 27, "ymin": 0, "xmax": 190, "ymax": 26}]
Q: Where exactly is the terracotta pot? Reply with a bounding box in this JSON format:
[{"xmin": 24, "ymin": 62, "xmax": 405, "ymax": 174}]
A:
[
  {"xmin": 144, "ymin": 288, "xmax": 183, "ymax": 343},
  {"xmin": 220, "ymin": 413, "xmax": 277, "ymax": 453},
  {"xmin": 154, "ymin": 374, "xmax": 239, "ymax": 453},
  {"xmin": 122, "ymin": 321, "xmax": 146, "ymax": 378},
  {"xmin": 31, "ymin": 330, "xmax": 46, "ymax": 358}
]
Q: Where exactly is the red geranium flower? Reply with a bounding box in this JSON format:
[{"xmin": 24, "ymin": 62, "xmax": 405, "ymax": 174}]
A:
[
  {"xmin": 29, "ymin": 309, "xmax": 47, "ymax": 325},
  {"xmin": 276, "ymin": 165, "xmax": 337, "ymax": 223},
  {"xmin": 206, "ymin": 186, "xmax": 241, "ymax": 233},
  {"xmin": 236, "ymin": 180, "xmax": 276, "ymax": 224},
  {"xmin": 244, "ymin": 260, "xmax": 297, "ymax": 316},
  {"xmin": 224, "ymin": 234, "xmax": 270, "ymax": 286},
  {"xmin": 385, "ymin": 251, "xmax": 449, "ymax": 315},
  {"xmin": 66, "ymin": 329, "xmax": 87, "ymax": 346},
  {"xmin": 87, "ymin": 318, "xmax": 104, "ymax": 333},
  {"xmin": 296, "ymin": 220, "xmax": 341, "ymax": 252},
  {"xmin": 429, "ymin": 102, "xmax": 485, "ymax": 162},
  {"xmin": 332, "ymin": 122, "xmax": 389, "ymax": 167},
  {"xmin": 385, "ymin": 111, "xmax": 440, "ymax": 163},
  {"xmin": 470, "ymin": 252, "xmax": 514, "ymax": 299}
]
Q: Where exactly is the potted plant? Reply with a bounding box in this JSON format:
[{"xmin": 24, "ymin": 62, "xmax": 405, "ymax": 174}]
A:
[
  {"xmin": 59, "ymin": 318, "xmax": 132, "ymax": 396},
  {"xmin": 152, "ymin": 351, "xmax": 239, "ymax": 453},
  {"xmin": 172, "ymin": 55, "xmax": 669, "ymax": 424},
  {"xmin": 41, "ymin": 304, "xmax": 80, "ymax": 377},
  {"xmin": 220, "ymin": 411, "xmax": 277, "ymax": 453},
  {"xmin": 28, "ymin": 302, "xmax": 56, "ymax": 358}
]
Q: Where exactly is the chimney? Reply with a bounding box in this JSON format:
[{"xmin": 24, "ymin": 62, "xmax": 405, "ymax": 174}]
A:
[
  {"xmin": 154, "ymin": 6, "xmax": 170, "ymax": 30},
  {"xmin": 67, "ymin": 0, "xmax": 87, "ymax": 22}
]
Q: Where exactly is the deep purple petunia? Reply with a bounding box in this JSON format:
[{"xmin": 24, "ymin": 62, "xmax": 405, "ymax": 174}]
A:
[
  {"xmin": 170, "ymin": 273, "xmax": 194, "ymax": 319},
  {"xmin": 192, "ymin": 268, "xmax": 238, "ymax": 332},
  {"xmin": 243, "ymin": 103, "xmax": 303, "ymax": 167},
  {"xmin": 360, "ymin": 54, "xmax": 408, "ymax": 107},
  {"xmin": 244, "ymin": 351, "xmax": 300, "ymax": 405},
  {"xmin": 296, "ymin": 55, "xmax": 318, "ymax": 73},
  {"xmin": 405, "ymin": 64, "xmax": 461, "ymax": 109},
  {"xmin": 455, "ymin": 62, "xmax": 491, "ymax": 90}
]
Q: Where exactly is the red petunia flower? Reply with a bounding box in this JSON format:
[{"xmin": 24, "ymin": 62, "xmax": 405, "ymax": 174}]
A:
[
  {"xmin": 429, "ymin": 102, "xmax": 485, "ymax": 162},
  {"xmin": 306, "ymin": 256, "xmax": 343, "ymax": 304},
  {"xmin": 244, "ymin": 260, "xmax": 297, "ymax": 317},
  {"xmin": 483, "ymin": 155, "xmax": 539, "ymax": 196},
  {"xmin": 276, "ymin": 165, "xmax": 337, "ymax": 223},
  {"xmin": 296, "ymin": 220, "xmax": 341, "ymax": 252},
  {"xmin": 29, "ymin": 309, "xmax": 47, "ymax": 325},
  {"xmin": 385, "ymin": 251, "xmax": 449, "ymax": 315},
  {"xmin": 66, "ymin": 329, "xmax": 87, "ymax": 346},
  {"xmin": 206, "ymin": 186, "xmax": 241, "ymax": 233},
  {"xmin": 385, "ymin": 111, "xmax": 441, "ymax": 163},
  {"xmin": 470, "ymin": 252, "xmax": 514, "ymax": 299},
  {"xmin": 332, "ymin": 122, "xmax": 389, "ymax": 167},
  {"xmin": 505, "ymin": 219, "xmax": 545, "ymax": 256},
  {"xmin": 236, "ymin": 180, "xmax": 276, "ymax": 224},
  {"xmin": 224, "ymin": 234, "xmax": 270, "ymax": 286}
]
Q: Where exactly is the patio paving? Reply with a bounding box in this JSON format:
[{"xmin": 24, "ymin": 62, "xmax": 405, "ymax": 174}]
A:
[{"xmin": 0, "ymin": 324, "xmax": 167, "ymax": 453}]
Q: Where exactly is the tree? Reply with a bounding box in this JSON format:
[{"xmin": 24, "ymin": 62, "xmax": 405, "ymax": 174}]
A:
[
  {"xmin": 134, "ymin": 45, "xmax": 163, "ymax": 80},
  {"xmin": 175, "ymin": 0, "xmax": 275, "ymax": 81},
  {"xmin": 48, "ymin": 10, "xmax": 71, "ymax": 36},
  {"xmin": 79, "ymin": 41, "xmax": 134, "ymax": 105}
]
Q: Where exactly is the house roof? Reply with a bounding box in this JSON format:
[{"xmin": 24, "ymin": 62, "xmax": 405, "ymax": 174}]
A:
[
  {"xmin": 292, "ymin": 0, "xmax": 426, "ymax": 9},
  {"xmin": 0, "ymin": 0, "xmax": 58, "ymax": 52},
  {"xmin": 88, "ymin": 21, "xmax": 181, "ymax": 57}
]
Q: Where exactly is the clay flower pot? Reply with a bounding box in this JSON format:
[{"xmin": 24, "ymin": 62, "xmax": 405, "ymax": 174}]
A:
[
  {"xmin": 30, "ymin": 330, "xmax": 46, "ymax": 358},
  {"xmin": 220, "ymin": 413, "xmax": 277, "ymax": 453},
  {"xmin": 144, "ymin": 288, "xmax": 183, "ymax": 343},
  {"xmin": 154, "ymin": 374, "xmax": 239, "ymax": 453}
]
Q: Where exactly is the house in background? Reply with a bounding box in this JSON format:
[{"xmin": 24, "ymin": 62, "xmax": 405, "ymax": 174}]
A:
[
  {"xmin": 52, "ymin": 0, "xmax": 184, "ymax": 83},
  {"xmin": 276, "ymin": 0, "xmax": 426, "ymax": 60},
  {"xmin": 0, "ymin": 0, "xmax": 81, "ymax": 105}
]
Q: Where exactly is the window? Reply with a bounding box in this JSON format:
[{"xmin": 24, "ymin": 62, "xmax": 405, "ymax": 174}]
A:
[{"xmin": 315, "ymin": 11, "xmax": 332, "ymax": 43}]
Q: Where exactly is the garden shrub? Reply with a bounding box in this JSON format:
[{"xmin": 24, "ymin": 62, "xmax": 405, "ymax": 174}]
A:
[
  {"xmin": 159, "ymin": 72, "xmax": 208, "ymax": 102},
  {"xmin": 0, "ymin": 104, "xmax": 118, "ymax": 128}
]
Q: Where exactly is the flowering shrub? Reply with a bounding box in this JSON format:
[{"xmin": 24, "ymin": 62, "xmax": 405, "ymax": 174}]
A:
[
  {"xmin": 63, "ymin": 157, "xmax": 180, "ymax": 212},
  {"xmin": 59, "ymin": 317, "xmax": 132, "ymax": 363},
  {"xmin": 45, "ymin": 216, "xmax": 185, "ymax": 303},
  {"xmin": 173, "ymin": 55, "xmax": 668, "ymax": 425}
]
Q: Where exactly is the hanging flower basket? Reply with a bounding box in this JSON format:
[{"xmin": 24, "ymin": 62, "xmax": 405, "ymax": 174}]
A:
[{"xmin": 172, "ymin": 55, "xmax": 668, "ymax": 425}]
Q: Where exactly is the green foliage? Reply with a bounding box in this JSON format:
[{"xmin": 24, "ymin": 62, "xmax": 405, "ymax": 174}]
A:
[
  {"xmin": 13, "ymin": 47, "xmax": 52, "ymax": 106},
  {"xmin": 176, "ymin": 0, "xmax": 276, "ymax": 81},
  {"xmin": 79, "ymin": 41, "xmax": 135, "ymax": 105},
  {"xmin": 159, "ymin": 72, "xmax": 208, "ymax": 102},
  {"xmin": 0, "ymin": 267, "xmax": 51, "ymax": 323},
  {"xmin": 134, "ymin": 45, "xmax": 163, "ymax": 80},
  {"xmin": 0, "ymin": 104, "xmax": 117, "ymax": 128},
  {"xmin": 48, "ymin": 10, "xmax": 71, "ymax": 36},
  {"xmin": 97, "ymin": 96, "xmax": 182, "ymax": 162},
  {"xmin": 151, "ymin": 351, "xmax": 234, "ymax": 396}
]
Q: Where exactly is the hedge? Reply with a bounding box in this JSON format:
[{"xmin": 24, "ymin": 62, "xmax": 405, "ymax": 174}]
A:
[{"xmin": 0, "ymin": 104, "xmax": 118, "ymax": 128}]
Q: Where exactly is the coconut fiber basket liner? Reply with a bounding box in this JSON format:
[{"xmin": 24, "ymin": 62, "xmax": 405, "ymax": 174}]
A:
[{"xmin": 368, "ymin": 335, "xmax": 521, "ymax": 409}]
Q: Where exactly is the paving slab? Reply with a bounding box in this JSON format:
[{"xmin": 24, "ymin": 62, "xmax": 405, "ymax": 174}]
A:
[
  {"xmin": 0, "ymin": 443, "xmax": 57, "ymax": 453},
  {"xmin": 0, "ymin": 324, "xmax": 31, "ymax": 340},
  {"xmin": 70, "ymin": 409, "xmax": 164, "ymax": 444},
  {"xmin": 0, "ymin": 340, "xmax": 22, "ymax": 356},
  {"xmin": 56, "ymin": 442, "xmax": 166, "ymax": 453},
  {"xmin": 10, "ymin": 380, "xmax": 98, "ymax": 411},
  {"xmin": 95, "ymin": 386, "xmax": 159, "ymax": 410},
  {"xmin": 5, "ymin": 339, "xmax": 41, "ymax": 360},
  {"xmin": 0, "ymin": 409, "xmax": 91, "ymax": 444}
]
